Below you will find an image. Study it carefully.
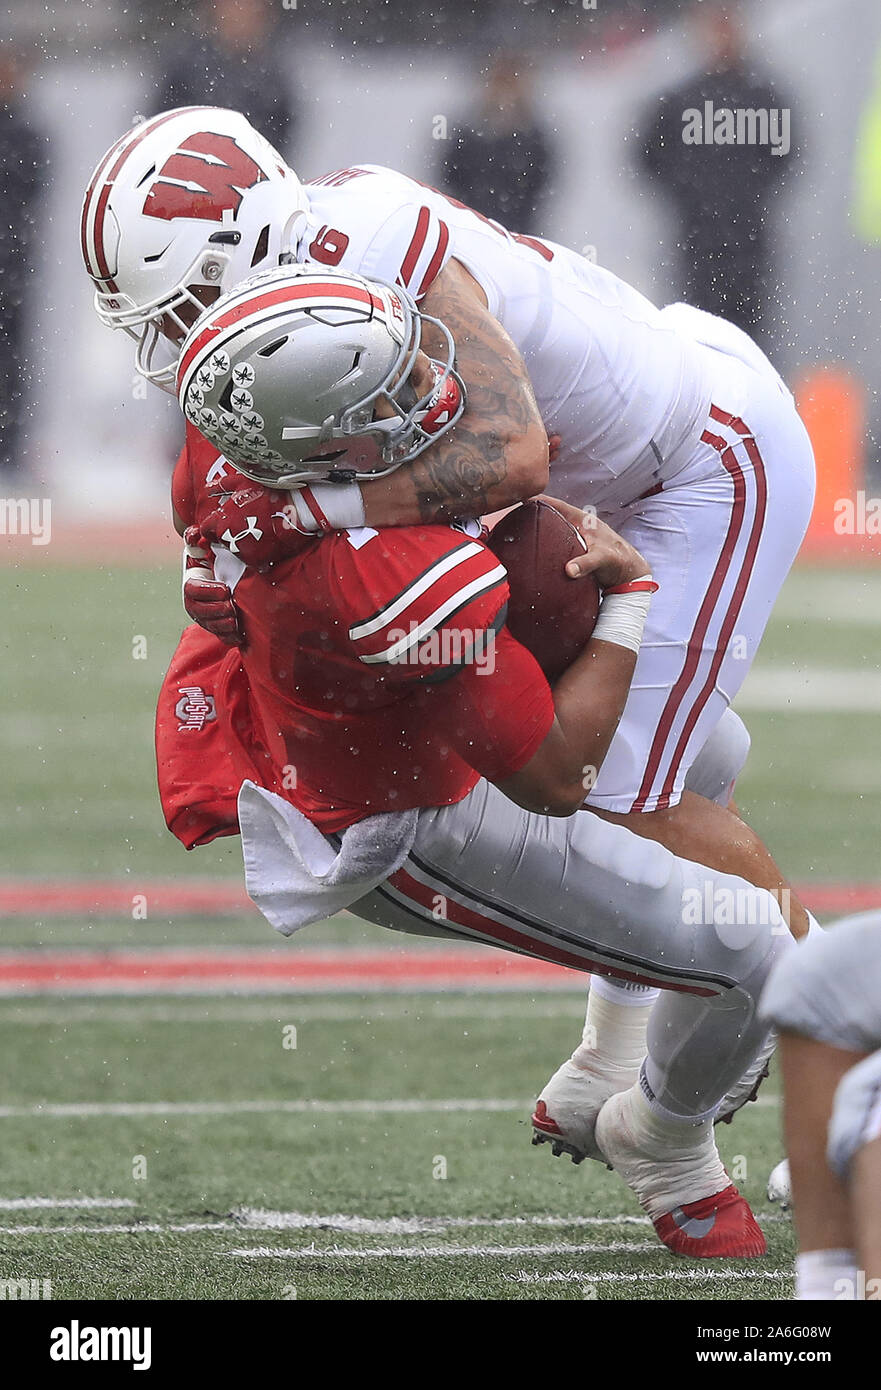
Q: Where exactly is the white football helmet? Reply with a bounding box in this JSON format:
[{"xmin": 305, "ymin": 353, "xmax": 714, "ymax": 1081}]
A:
[
  {"xmin": 175, "ymin": 264, "xmax": 466, "ymax": 486},
  {"xmin": 80, "ymin": 106, "xmax": 309, "ymax": 391}
]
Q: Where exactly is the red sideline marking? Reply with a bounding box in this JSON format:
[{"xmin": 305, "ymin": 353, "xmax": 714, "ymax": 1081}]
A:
[
  {"xmin": 1, "ymin": 520, "xmax": 180, "ymax": 567},
  {"xmin": 0, "ymin": 948, "xmax": 583, "ymax": 995},
  {"xmin": 1, "ymin": 880, "xmax": 879, "ymax": 920},
  {"xmin": 0, "ymin": 880, "xmax": 253, "ymax": 917}
]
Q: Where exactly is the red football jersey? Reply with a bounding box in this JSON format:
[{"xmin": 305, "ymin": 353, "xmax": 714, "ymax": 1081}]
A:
[{"xmin": 163, "ymin": 430, "xmax": 555, "ymax": 836}]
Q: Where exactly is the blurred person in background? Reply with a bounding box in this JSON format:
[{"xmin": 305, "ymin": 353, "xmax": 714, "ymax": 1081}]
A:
[
  {"xmin": 440, "ymin": 51, "xmax": 555, "ymax": 233},
  {"xmin": 637, "ymin": 2, "xmax": 794, "ymax": 345},
  {"xmin": 0, "ymin": 44, "xmax": 47, "ymax": 478},
  {"xmin": 153, "ymin": 0, "xmax": 297, "ymax": 157}
]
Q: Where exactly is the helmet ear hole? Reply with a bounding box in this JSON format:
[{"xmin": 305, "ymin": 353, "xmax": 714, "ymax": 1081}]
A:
[{"xmin": 250, "ymin": 224, "xmax": 270, "ymax": 267}]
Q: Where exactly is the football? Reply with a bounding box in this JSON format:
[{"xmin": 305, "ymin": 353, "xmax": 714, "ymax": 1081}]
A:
[
  {"xmin": 487, "ymin": 499, "xmax": 601, "ymax": 683},
  {"xmin": 767, "ymin": 1158, "xmax": 793, "ymax": 1212}
]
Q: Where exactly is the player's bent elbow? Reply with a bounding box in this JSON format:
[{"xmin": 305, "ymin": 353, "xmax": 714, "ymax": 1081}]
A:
[
  {"xmin": 493, "ymin": 718, "xmax": 593, "ymax": 816},
  {"xmin": 511, "ymin": 427, "xmax": 550, "ymax": 498},
  {"xmin": 495, "ymin": 772, "xmax": 585, "ymax": 819},
  {"xmin": 542, "ymin": 781, "xmax": 587, "ymax": 817}
]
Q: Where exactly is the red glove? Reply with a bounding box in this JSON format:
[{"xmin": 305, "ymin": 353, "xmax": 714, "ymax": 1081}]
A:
[
  {"xmin": 196, "ymin": 484, "xmax": 311, "ymax": 571},
  {"xmin": 182, "ymin": 527, "xmax": 243, "ymax": 648}
]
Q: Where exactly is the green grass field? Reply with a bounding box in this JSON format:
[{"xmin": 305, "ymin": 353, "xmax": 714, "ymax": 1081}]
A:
[
  {"xmin": 0, "ymin": 992, "xmax": 791, "ymax": 1301},
  {"xmin": 0, "ymin": 559, "xmax": 878, "ymax": 1300}
]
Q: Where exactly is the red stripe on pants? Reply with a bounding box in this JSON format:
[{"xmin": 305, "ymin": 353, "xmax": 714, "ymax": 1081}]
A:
[
  {"xmin": 386, "ymin": 865, "xmax": 717, "ymax": 995},
  {"xmin": 633, "ymin": 410, "xmax": 751, "ymax": 811},
  {"xmin": 656, "ymin": 413, "xmax": 768, "ymax": 804}
]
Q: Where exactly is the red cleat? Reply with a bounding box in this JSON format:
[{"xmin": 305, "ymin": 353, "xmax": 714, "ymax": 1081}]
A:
[{"xmin": 652, "ymin": 1184, "xmax": 767, "ymax": 1259}]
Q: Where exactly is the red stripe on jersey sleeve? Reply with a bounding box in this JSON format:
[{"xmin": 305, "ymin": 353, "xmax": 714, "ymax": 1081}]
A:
[
  {"xmin": 416, "ymin": 219, "xmax": 450, "ymax": 299},
  {"xmin": 398, "ymin": 206, "xmax": 431, "ymax": 288}
]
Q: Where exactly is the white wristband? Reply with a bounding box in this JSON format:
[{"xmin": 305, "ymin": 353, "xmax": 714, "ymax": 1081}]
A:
[
  {"xmin": 181, "ymin": 538, "xmax": 214, "ymax": 598},
  {"xmin": 289, "ymin": 481, "xmax": 366, "ymax": 534},
  {"xmin": 592, "ymin": 576, "xmax": 657, "ymax": 654}
]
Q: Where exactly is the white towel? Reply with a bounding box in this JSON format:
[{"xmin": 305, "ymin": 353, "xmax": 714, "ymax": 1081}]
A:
[{"xmin": 237, "ymin": 780, "xmax": 418, "ymax": 936}]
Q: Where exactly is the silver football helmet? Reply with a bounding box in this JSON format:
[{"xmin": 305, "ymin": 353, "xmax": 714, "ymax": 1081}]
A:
[{"xmin": 175, "ymin": 263, "xmax": 465, "ymax": 485}]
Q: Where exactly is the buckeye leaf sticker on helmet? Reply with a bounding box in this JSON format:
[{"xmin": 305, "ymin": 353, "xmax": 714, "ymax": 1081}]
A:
[{"xmin": 176, "ymin": 263, "xmax": 465, "ymax": 486}]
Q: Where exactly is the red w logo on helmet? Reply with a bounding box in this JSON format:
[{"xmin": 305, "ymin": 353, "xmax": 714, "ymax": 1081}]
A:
[{"xmin": 143, "ymin": 133, "xmax": 267, "ymax": 222}]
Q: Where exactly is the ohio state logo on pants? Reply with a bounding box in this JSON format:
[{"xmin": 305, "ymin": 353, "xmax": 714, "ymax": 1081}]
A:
[{"xmin": 175, "ymin": 685, "xmax": 217, "ymax": 732}]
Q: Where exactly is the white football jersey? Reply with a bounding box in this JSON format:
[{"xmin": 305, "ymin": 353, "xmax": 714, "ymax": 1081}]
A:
[{"xmin": 300, "ymin": 164, "xmax": 714, "ymax": 514}]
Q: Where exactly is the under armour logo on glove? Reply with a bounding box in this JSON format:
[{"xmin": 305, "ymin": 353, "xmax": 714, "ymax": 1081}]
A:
[
  {"xmin": 198, "ymin": 484, "xmax": 315, "ymax": 571},
  {"xmin": 221, "ymin": 516, "xmax": 263, "ymax": 554}
]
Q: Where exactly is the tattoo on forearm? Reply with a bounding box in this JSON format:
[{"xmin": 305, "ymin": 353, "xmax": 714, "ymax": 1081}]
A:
[
  {"xmin": 406, "ymin": 267, "xmax": 544, "ymax": 523},
  {"xmin": 409, "ymin": 422, "xmax": 510, "ymax": 521}
]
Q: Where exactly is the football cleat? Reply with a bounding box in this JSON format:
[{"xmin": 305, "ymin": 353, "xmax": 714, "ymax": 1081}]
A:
[
  {"xmin": 531, "ymin": 1059, "xmax": 636, "ymax": 1166},
  {"xmin": 653, "ymin": 1184, "xmax": 767, "ymax": 1259},
  {"xmin": 531, "ymin": 1102, "xmax": 588, "ymax": 1165},
  {"xmin": 595, "ymin": 1085, "xmax": 767, "ymax": 1258}
]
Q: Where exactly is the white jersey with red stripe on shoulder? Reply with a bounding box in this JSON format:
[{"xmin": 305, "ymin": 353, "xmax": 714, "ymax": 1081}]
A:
[
  {"xmin": 299, "ymin": 163, "xmax": 717, "ymax": 518},
  {"xmin": 332, "ymin": 521, "xmax": 508, "ymax": 681},
  {"xmin": 302, "ymin": 165, "xmax": 453, "ymax": 301}
]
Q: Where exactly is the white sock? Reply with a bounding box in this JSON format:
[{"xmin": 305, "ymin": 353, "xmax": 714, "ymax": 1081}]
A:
[
  {"xmin": 598, "ymin": 1081, "xmax": 726, "ymax": 1216},
  {"xmin": 572, "ymin": 977, "xmax": 659, "ymax": 1074},
  {"xmin": 796, "ymin": 1248, "xmax": 858, "ymax": 1300},
  {"xmin": 639, "ymin": 1065, "xmax": 718, "ymax": 1128}
]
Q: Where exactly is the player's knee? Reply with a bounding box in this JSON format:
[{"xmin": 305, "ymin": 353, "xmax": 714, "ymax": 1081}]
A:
[
  {"xmin": 684, "ymin": 709, "xmax": 751, "ymax": 806},
  {"xmin": 680, "ymin": 865, "xmax": 794, "ymax": 1001},
  {"xmin": 827, "ymin": 1049, "xmax": 881, "ymax": 1181}
]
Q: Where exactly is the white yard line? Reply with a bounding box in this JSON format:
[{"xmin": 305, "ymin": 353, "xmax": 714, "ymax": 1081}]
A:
[
  {"xmin": 0, "ymin": 1221, "xmax": 238, "ymax": 1236},
  {"xmin": 0, "ymin": 1210, "xmax": 788, "ymax": 1239},
  {"xmin": 506, "ymin": 1268, "xmax": 791, "ymax": 1284},
  {"xmin": 230, "ymin": 1208, "xmax": 653, "ymax": 1234},
  {"xmin": 227, "ymin": 1241, "xmax": 661, "ymax": 1260},
  {"xmin": 0, "ymin": 1094, "xmax": 776, "ymax": 1119},
  {"xmin": 0, "ymin": 1097, "xmax": 531, "ymax": 1118},
  {"xmin": 0, "ymin": 1197, "xmax": 135, "ymax": 1210},
  {"xmin": 737, "ymin": 669, "xmax": 881, "ymax": 712},
  {"xmin": 229, "ymin": 1209, "xmax": 785, "ymax": 1232}
]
